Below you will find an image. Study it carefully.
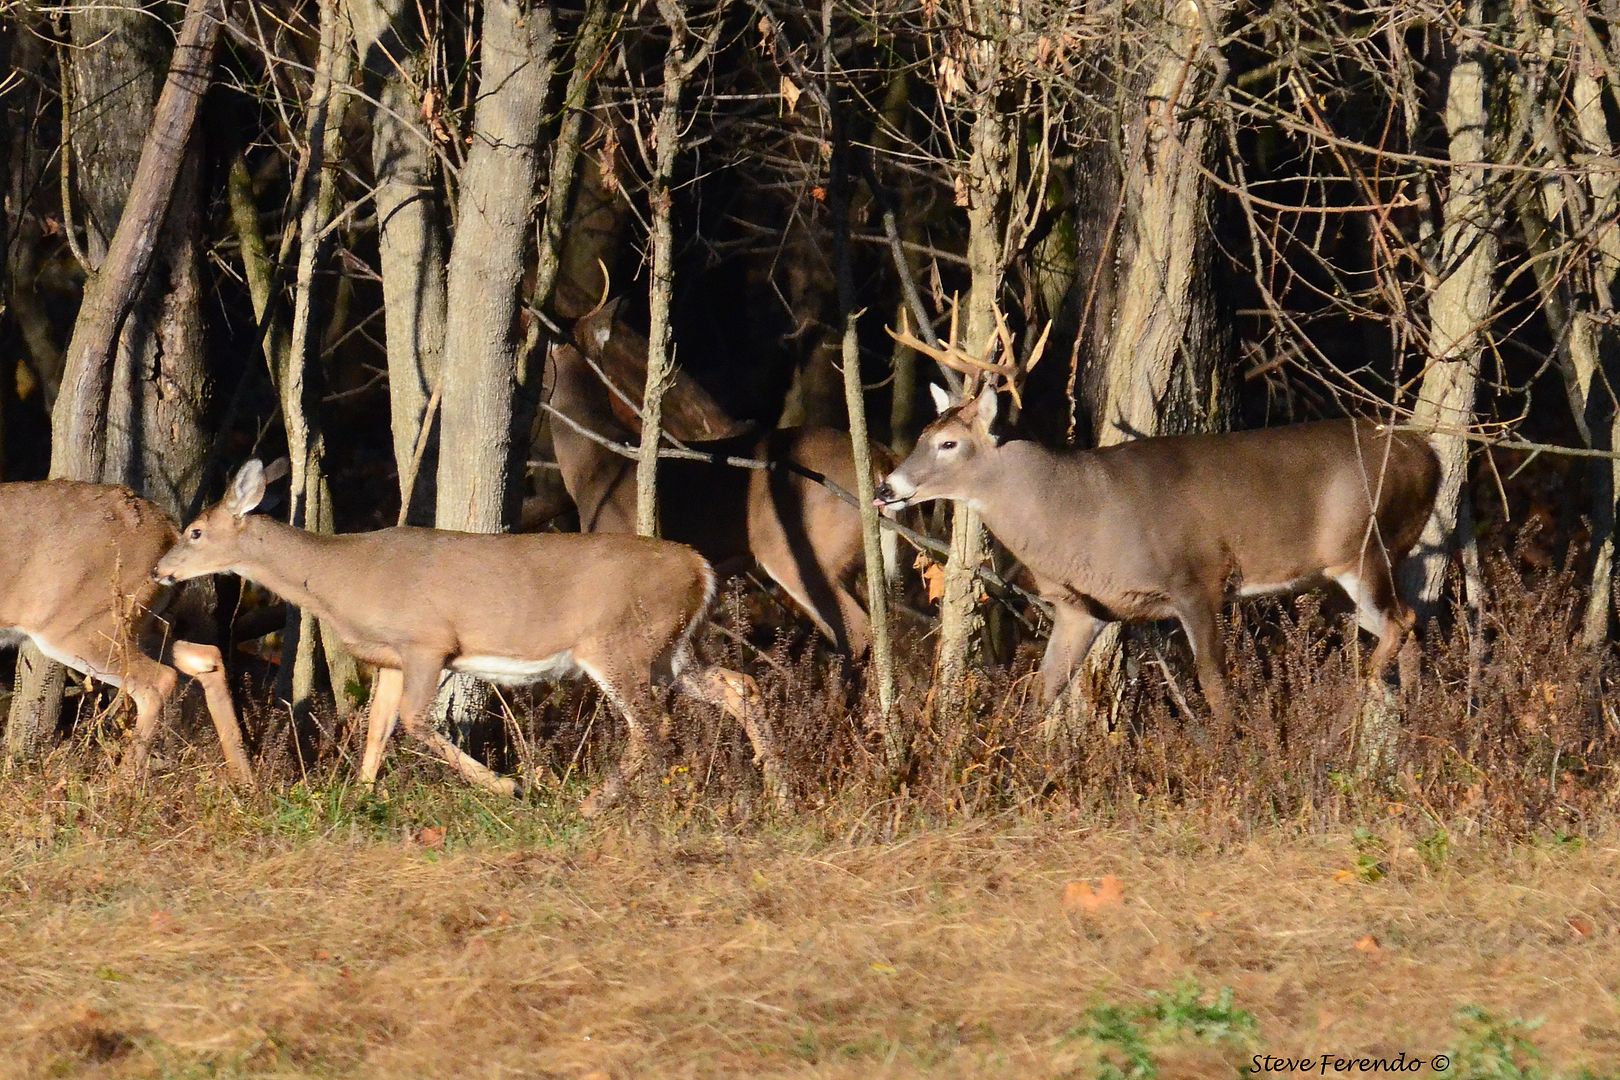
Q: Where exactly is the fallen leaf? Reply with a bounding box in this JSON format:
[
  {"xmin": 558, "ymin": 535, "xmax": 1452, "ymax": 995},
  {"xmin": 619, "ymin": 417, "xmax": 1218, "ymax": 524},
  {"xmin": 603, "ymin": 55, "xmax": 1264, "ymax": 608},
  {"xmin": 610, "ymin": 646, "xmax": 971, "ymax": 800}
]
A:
[
  {"xmin": 1568, "ymin": 915, "xmax": 1595, "ymax": 938},
  {"xmin": 870, "ymin": 961, "xmax": 897, "ymax": 975},
  {"xmin": 1332, "ymin": 868, "xmax": 1358, "ymax": 884},
  {"xmin": 1353, "ymin": 934, "xmax": 1382, "ymax": 954},
  {"xmin": 148, "ymin": 910, "xmax": 181, "ymax": 935},
  {"xmin": 1061, "ymin": 875, "xmax": 1124, "ymax": 915},
  {"xmin": 415, "ymin": 826, "xmax": 446, "ymax": 850}
]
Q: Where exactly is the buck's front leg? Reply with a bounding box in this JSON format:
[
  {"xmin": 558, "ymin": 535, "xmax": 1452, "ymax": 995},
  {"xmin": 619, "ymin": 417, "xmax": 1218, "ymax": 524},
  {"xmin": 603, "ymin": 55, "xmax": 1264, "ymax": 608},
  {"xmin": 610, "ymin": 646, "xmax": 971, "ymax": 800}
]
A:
[{"xmin": 1039, "ymin": 603, "xmax": 1103, "ymax": 704}]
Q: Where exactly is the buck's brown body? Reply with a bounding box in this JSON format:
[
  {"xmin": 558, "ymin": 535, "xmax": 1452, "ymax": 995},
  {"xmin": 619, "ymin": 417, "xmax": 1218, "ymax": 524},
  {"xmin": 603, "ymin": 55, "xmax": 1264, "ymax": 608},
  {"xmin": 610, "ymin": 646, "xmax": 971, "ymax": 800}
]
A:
[
  {"xmin": 0, "ymin": 481, "xmax": 251, "ymax": 785},
  {"xmin": 547, "ymin": 342, "xmax": 895, "ymax": 656},
  {"xmin": 155, "ymin": 462, "xmax": 785, "ymax": 808},
  {"xmin": 877, "ymin": 392, "xmax": 1440, "ymax": 717}
]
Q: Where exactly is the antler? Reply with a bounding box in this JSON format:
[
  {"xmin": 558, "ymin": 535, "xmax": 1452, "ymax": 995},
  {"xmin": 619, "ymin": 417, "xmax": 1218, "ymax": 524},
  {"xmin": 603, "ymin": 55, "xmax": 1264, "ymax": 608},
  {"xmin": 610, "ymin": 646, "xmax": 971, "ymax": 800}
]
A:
[{"xmin": 885, "ymin": 296, "xmax": 1051, "ymax": 409}]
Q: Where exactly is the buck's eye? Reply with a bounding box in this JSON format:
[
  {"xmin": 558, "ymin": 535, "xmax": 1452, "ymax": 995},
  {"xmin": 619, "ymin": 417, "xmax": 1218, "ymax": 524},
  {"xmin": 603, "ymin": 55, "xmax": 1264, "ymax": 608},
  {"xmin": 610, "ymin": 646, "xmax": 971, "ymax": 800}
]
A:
[
  {"xmin": 940, "ymin": 440, "xmax": 958, "ymax": 450},
  {"xmin": 189, "ymin": 528, "xmax": 202, "ymax": 540}
]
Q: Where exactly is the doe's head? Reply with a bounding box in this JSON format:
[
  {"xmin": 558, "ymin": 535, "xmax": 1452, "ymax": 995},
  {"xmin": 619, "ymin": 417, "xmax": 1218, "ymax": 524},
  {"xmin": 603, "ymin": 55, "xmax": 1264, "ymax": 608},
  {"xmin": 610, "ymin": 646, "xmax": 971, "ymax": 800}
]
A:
[
  {"xmin": 873, "ymin": 383, "xmax": 1001, "ymax": 511},
  {"xmin": 153, "ymin": 459, "xmax": 286, "ymax": 585}
]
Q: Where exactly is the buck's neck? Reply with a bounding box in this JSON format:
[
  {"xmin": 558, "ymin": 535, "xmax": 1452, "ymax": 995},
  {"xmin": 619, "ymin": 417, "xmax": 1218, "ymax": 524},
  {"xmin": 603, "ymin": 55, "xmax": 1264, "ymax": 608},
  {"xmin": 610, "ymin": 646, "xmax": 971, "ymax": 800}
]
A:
[
  {"xmin": 959, "ymin": 440, "xmax": 1103, "ymax": 574},
  {"xmin": 232, "ymin": 515, "xmax": 349, "ymax": 624}
]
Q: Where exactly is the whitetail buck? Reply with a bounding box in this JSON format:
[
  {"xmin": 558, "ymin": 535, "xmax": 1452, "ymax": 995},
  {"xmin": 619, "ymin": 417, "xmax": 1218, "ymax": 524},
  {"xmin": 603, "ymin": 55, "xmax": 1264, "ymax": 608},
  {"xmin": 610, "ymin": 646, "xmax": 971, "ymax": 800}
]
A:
[
  {"xmin": 153, "ymin": 460, "xmax": 785, "ymax": 809},
  {"xmin": 875, "ymin": 318, "xmax": 1441, "ymax": 720},
  {"xmin": 0, "ymin": 482, "xmax": 253, "ymax": 786},
  {"xmin": 542, "ymin": 302, "xmax": 897, "ymax": 657}
]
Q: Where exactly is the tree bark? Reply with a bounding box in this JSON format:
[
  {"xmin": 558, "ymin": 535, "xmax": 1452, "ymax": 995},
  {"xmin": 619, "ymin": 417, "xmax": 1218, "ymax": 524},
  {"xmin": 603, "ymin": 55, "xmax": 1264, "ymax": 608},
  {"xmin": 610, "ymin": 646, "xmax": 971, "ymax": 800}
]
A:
[
  {"xmin": 346, "ymin": 0, "xmax": 448, "ymax": 525},
  {"xmin": 8, "ymin": 0, "xmax": 221, "ymax": 762},
  {"xmin": 1064, "ymin": 0, "xmax": 1228, "ymax": 744},
  {"xmin": 1401, "ymin": 3, "xmax": 1498, "ymax": 620},
  {"xmin": 827, "ymin": 24, "xmax": 896, "ymax": 737},
  {"xmin": 433, "ymin": 0, "xmax": 556, "ymax": 730},
  {"xmin": 636, "ymin": 1, "xmax": 691, "ymax": 538},
  {"xmin": 48, "ymin": 0, "xmax": 220, "ymax": 486},
  {"xmin": 435, "ymin": 0, "xmax": 555, "ymax": 533}
]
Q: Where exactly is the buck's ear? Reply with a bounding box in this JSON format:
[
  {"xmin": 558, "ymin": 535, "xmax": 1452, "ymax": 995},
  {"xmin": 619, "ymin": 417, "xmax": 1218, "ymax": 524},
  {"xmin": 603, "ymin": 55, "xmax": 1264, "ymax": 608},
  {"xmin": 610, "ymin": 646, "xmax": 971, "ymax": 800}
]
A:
[
  {"xmin": 929, "ymin": 383, "xmax": 953, "ymax": 416},
  {"xmin": 224, "ymin": 460, "xmax": 268, "ymax": 519},
  {"xmin": 589, "ymin": 297, "xmax": 623, "ymax": 353},
  {"xmin": 261, "ymin": 457, "xmax": 291, "ymax": 486},
  {"xmin": 972, "ymin": 382, "xmax": 1000, "ymax": 431}
]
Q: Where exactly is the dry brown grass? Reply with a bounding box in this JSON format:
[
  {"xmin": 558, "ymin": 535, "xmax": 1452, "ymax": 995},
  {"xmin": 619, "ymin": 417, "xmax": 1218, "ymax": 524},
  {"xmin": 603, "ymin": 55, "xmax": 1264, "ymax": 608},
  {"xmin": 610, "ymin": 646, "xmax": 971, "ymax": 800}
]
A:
[
  {"xmin": 4, "ymin": 543, "xmax": 1620, "ymax": 1076},
  {"xmin": 2, "ymin": 768, "xmax": 1619, "ymax": 1079}
]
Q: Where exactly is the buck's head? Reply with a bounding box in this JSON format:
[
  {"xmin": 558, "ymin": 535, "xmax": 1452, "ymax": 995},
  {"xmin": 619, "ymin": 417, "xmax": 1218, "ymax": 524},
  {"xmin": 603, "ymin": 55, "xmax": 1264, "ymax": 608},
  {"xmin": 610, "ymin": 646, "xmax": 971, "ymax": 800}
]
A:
[
  {"xmin": 153, "ymin": 459, "xmax": 285, "ymax": 585},
  {"xmin": 874, "ymin": 383, "xmax": 1001, "ymax": 511}
]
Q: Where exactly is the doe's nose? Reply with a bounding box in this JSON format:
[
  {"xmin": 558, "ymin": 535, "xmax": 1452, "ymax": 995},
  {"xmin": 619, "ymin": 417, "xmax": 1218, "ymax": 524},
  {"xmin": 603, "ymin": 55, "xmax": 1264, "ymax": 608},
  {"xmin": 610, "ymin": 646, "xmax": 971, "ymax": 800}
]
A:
[{"xmin": 873, "ymin": 480, "xmax": 895, "ymax": 504}]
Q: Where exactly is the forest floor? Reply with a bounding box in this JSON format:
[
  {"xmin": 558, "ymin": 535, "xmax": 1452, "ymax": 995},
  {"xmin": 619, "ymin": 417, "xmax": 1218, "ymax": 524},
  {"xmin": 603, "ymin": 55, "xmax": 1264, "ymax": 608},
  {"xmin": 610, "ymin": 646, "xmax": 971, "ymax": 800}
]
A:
[{"xmin": 2, "ymin": 767, "xmax": 1618, "ymax": 1079}]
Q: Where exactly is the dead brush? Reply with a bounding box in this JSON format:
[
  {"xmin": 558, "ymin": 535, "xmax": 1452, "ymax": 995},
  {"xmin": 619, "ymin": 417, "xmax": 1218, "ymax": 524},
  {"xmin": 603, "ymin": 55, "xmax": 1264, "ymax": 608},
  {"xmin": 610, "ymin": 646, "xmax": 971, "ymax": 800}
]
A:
[{"xmin": 13, "ymin": 538, "xmax": 1615, "ymax": 841}]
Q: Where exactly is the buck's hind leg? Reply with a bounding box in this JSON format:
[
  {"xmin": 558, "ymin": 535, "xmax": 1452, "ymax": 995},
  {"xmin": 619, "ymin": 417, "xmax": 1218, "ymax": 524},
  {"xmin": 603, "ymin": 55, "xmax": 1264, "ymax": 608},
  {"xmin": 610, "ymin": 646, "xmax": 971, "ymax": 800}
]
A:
[
  {"xmin": 170, "ymin": 640, "xmax": 254, "ymax": 789},
  {"xmin": 679, "ymin": 664, "xmax": 788, "ymax": 809},
  {"xmin": 1329, "ymin": 567, "xmax": 1410, "ymax": 679},
  {"xmin": 1172, "ymin": 594, "xmax": 1234, "ymax": 725}
]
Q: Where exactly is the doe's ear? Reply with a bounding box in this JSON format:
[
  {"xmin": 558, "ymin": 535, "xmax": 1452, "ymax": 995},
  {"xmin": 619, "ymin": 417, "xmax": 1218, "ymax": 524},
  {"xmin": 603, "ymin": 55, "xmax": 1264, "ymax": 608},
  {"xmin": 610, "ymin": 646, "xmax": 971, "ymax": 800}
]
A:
[
  {"xmin": 224, "ymin": 460, "xmax": 269, "ymax": 519},
  {"xmin": 972, "ymin": 382, "xmax": 1000, "ymax": 432},
  {"xmin": 928, "ymin": 383, "xmax": 953, "ymax": 416}
]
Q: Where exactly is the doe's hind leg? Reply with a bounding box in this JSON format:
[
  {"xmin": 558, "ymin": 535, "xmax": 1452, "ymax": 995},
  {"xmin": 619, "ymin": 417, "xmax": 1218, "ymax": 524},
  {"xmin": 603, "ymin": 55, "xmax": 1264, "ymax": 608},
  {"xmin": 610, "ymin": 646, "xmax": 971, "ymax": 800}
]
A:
[{"xmin": 123, "ymin": 654, "xmax": 180, "ymax": 786}]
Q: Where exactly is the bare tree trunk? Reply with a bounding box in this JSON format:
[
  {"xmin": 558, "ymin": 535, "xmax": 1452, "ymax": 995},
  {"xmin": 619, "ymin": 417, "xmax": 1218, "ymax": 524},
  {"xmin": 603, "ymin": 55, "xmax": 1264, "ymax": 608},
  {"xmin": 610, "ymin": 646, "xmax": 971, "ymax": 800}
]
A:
[
  {"xmin": 276, "ymin": 0, "xmax": 360, "ymax": 713},
  {"xmin": 8, "ymin": 0, "xmax": 221, "ymax": 762},
  {"xmin": 826, "ymin": 22, "xmax": 896, "ymax": 736},
  {"xmin": 433, "ymin": 0, "xmax": 556, "ymax": 730},
  {"xmin": 636, "ymin": 1, "xmax": 690, "ymax": 538},
  {"xmin": 1401, "ymin": 3, "xmax": 1498, "ymax": 621},
  {"xmin": 934, "ymin": 4, "xmax": 1016, "ymax": 712},
  {"xmin": 346, "ymin": 0, "xmax": 448, "ymax": 525},
  {"xmin": 435, "ymin": 0, "xmax": 555, "ymax": 533},
  {"xmin": 1063, "ymin": 0, "xmax": 1227, "ymax": 744}
]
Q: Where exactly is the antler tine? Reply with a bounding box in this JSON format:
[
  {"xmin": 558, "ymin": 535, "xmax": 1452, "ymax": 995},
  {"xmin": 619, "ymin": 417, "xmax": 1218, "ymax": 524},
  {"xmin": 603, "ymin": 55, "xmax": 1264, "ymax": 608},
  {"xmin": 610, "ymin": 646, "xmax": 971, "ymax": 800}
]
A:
[
  {"xmin": 988, "ymin": 306, "xmax": 1024, "ymax": 407},
  {"xmin": 1025, "ymin": 319, "xmax": 1053, "ymax": 374},
  {"xmin": 582, "ymin": 258, "xmax": 613, "ymax": 320}
]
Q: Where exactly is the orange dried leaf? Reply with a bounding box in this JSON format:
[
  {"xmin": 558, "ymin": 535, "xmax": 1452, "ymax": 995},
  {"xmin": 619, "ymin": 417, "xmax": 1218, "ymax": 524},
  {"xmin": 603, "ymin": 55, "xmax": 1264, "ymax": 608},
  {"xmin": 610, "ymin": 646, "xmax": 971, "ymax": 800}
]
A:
[
  {"xmin": 1353, "ymin": 934, "xmax": 1382, "ymax": 954},
  {"xmin": 1568, "ymin": 915, "xmax": 1595, "ymax": 938},
  {"xmin": 415, "ymin": 825, "xmax": 447, "ymax": 850},
  {"xmin": 921, "ymin": 562, "xmax": 946, "ymax": 604},
  {"xmin": 1061, "ymin": 875, "xmax": 1124, "ymax": 915}
]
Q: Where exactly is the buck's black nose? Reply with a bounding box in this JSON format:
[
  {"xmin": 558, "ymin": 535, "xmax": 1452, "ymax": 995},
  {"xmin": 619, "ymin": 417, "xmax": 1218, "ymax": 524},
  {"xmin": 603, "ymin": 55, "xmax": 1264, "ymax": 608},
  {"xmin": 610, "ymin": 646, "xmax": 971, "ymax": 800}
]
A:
[{"xmin": 874, "ymin": 480, "xmax": 895, "ymax": 504}]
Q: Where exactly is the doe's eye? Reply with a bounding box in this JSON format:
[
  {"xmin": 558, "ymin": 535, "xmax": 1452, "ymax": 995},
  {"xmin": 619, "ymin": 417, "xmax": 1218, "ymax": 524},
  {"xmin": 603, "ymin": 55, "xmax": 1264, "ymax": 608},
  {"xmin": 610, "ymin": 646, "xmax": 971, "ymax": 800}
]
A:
[
  {"xmin": 940, "ymin": 440, "xmax": 958, "ymax": 451},
  {"xmin": 189, "ymin": 527, "xmax": 202, "ymax": 540}
]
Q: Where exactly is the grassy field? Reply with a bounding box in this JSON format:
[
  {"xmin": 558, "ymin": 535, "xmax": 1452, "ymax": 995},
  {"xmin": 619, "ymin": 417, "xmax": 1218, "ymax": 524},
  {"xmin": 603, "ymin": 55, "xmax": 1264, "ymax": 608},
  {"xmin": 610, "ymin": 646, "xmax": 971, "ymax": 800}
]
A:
[{"xmin": 3, "ymin": 765, "xmax": 1619, "ymax": 1079}]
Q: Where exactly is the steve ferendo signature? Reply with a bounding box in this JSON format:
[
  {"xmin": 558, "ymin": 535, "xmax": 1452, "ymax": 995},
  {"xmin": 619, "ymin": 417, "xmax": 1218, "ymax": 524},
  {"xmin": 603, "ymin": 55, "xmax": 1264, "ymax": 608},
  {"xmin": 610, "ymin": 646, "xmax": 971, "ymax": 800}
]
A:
[{"xmin": 1250, "ymin": 1053, "xmax": 1450, "ymax": 1073}]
